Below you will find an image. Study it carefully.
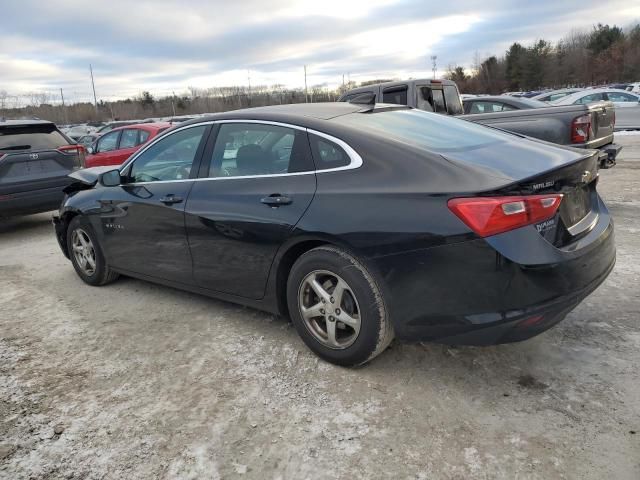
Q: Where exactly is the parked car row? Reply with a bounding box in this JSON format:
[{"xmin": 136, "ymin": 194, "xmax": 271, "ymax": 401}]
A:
[{"xmin": 338, "ymin": 79, "xmax": 622, "ymax": 168}]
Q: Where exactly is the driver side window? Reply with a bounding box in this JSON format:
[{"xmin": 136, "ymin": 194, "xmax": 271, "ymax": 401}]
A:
[
  {"xmin": 128, "ymin": 126, "xmax": 206, "ymax": 183},
  {"xmin": 97, "ymin": 130, "xmax": 119, "ymax": 153}
]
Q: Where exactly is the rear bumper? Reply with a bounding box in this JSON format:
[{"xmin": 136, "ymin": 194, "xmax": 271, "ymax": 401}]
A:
[
  {"xmin": 596, "ymin": 143, "xmax": 621, "ymax": 168},
  {"xmin": 0, "ymin": 186, "xmax": 66, "ymax": 217},
  {"xmin": 371, "ymin": 198, "xmax": 616, "ymax": 345}
]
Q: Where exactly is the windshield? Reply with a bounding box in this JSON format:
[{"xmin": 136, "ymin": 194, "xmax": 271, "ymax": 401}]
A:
[{"xmin": 335, "ymin": 109, "xmax": 511, "ymax": 152}]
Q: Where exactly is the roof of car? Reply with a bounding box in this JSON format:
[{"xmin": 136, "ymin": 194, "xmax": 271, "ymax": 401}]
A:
[
  {"xmin": 108, "ymin": 121, "xmax": 173, "ymax": 133},
  {"xmin": 0, "ymin": 118, "xmax": 55, "ymax": 126},
  {"xmin": 180, "ymin": 102, "xmax": 376, "ymax": 125}
]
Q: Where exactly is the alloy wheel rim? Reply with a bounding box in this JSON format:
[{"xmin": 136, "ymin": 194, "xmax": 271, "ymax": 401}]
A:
[
  {"xmin": 71, "ymin": 228, "xmax": 97, "ymax": 276},
  {"xmin": 298, "ymin": 270, "xmax": 361, "ymax": 349}
]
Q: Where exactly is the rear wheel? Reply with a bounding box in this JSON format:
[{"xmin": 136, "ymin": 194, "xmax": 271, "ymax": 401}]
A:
[
  {"xmin": 66, "ymin": 216, "xmax": 119, "ymax": 286},
  {"xmin": 287, "ymin": 246, "xmax": 393, "ymax": 366}
]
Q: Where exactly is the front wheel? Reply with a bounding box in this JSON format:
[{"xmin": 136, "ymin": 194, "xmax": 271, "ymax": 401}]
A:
[
  {"xmin": 287, "ymin": 246, "xmax": 393, "ymax": 366},
  {"xmin": 66, "ymin": 216, "xmax": 119, "ymax": 286}
]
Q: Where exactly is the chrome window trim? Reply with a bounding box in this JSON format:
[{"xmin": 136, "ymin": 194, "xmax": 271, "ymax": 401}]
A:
[
  {"xmin": 118, "ymin": 122, "xmax": 215, "ymax": 173},
  {"xmin": 117, "ymin": 119, "xmax": 363, "ymax": 185}
]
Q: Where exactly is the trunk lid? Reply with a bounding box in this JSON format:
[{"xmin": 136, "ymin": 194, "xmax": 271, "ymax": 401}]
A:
[
  {"xmin": 499, "ymin": 153, "xmax": 599, "ymax": 247},
  {"xmin": 583, "ymin": 101, "xmax": 615, "ymax": 149},
  {"xmin": 440, "ymin": 136, "xmax": 600, "ymax": 247}
]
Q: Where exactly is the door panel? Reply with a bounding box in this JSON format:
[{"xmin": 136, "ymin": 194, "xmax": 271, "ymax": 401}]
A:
[
  {"xmin": 185, "ymin": 122, "xmax": 317, "ymax": 299},
  {"xmin": 185, "ymin": 175, "xmax": 315, "ymax": 298},
  {"xmin": 94, "ymin": 124, "xmax": 210, "ymax": 284},
  {"xmin": 97, "ymin": 181, "xmax": 195, "ymax": 284}
]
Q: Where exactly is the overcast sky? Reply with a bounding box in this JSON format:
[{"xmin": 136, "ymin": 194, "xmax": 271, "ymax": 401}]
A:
[{"xmin": 2, "ymin": 0, "xmax": 639, "ymax": 103}]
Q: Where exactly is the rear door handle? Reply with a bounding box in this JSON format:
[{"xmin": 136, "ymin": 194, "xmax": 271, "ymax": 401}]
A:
[
  {"xmin": 261, "ymin": 194, "xmax": 292, "ymax": 207},
  {"xmin": 160, "ymin": 194, "xmax": 183, "ymax": 205}
]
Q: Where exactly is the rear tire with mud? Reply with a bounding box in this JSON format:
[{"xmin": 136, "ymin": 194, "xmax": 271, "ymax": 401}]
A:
[{"xmin": 287, "ymin": 246, "xmax": 393, "ymax": 366}]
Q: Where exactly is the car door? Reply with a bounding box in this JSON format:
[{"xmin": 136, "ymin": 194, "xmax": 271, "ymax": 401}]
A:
[
  {"xmin": 96, "ymin": 124, "xmax": 210, "ymax": 285},
  {"xmin": 605, "ymin": 91, "xmax": 640, "ymax": 108},
  {"xmin": 185, "ymin": 121, "xmax": 317, "ymax": 299},
  {"xmin": 87, "ymin": 130, "xmax": 121, "ymax": 167},
  {"xmin": 115, "ymin": 128, "xmax": 143, "ymax": 164},
  {"xmin": 574, "ymin": 93, "xmax": 605, "ymax": 105}
]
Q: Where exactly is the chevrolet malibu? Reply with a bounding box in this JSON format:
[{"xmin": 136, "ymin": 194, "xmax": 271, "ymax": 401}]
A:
[{"xmin": 53, "ymin": 103, "xmax": 615, "ymax": 366}]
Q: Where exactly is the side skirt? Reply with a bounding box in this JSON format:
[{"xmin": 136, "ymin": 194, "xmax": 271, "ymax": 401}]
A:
[{"xmin": 111, "ymin": 267, "xmax": 281, "ymax": 317}]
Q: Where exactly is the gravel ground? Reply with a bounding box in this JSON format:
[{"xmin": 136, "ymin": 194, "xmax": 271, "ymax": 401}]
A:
[{"xmin": 1, "ymin": 137, "xmax": 639, "ymax": 480}]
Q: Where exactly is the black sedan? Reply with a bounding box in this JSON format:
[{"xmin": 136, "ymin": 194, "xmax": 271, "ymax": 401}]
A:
[
  {"xmin": 462, "ymin": 95, "xmax": 549, "ymax": 114},
  {"xmin": 53, "ymin": 103, "xmax": 615, "ymax": 366}
]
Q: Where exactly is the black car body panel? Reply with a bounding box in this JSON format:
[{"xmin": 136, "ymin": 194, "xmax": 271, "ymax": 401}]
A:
[{"xmin": 54, "ymin": 104, "xmax": 615, "ymax": 345}]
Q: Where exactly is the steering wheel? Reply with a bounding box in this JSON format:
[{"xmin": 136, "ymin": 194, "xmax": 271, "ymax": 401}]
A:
[
  {"xmin": 135, "ymin": 173, "xmax": 160, "ymax": 183},
  {"xmin": 177, "ymin": 165, "xmax": 191, "ymax": 179}
]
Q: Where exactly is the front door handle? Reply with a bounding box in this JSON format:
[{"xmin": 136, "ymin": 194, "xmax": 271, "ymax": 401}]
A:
[
  {"xmin": 261, "ymin": 194, "xmax": 292, "ymax": 207},
  {"xmin": 160, "ymin": 194, "xmax": 183, "ymax": 205}
]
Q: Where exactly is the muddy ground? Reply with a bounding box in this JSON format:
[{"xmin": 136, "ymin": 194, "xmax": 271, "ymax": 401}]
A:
[{"xmin": 1, "ymin": 136, "xmax": 639, "ymax": 479}]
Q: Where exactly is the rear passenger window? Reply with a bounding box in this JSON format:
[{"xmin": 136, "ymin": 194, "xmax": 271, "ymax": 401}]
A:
[
  {"xmin": 383, "ymin": 86, "xmax": 408, "ymax": 105},
  {"xmin": 139, "ymin": 130, "xmax": 150, "ymax": 144},
  {"xmin": 309, "ymin": 135, "xmax": 350, "ymax": 170},
  {"xmin": 208, "ymin": 123, "xmax": 314, "ymax": 177},
  {"xmin": 0, "ymin": 124, "xmax": 68, "ymax": 151},
  {"xmin": 119, "ymin": 129, "xmax": 139, "ymax": 149}
]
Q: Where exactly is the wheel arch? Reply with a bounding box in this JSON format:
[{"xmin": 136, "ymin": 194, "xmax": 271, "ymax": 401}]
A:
[
  {"xmin": 56, "ymin": 208, "xmax": 82, "ymax": 258},
  {"xmin": 271, "ymin": 234, "xmax": 383, "ymax": 320}
]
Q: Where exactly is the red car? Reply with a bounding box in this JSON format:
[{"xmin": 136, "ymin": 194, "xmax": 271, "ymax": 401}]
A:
[{"xmin": 85, "ymin": 122, "xmax": 171, "ymax": 168}]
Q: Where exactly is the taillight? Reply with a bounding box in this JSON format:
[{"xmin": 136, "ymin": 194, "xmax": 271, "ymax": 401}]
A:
[
  {"xmin": 58, "ymin": 145, "xmax": 86, "ymax": 168},
  {"xmin": 571, "ymin": 114, "xmax": 591, "ymax": 143},
  {"xmin": 447, "ymin": 194, "xmax": 563, "ymax": 237}
]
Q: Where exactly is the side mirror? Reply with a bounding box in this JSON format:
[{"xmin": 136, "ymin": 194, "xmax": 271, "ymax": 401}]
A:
[
  {"xmin": 99, "ymin": 169, "xmax": 122, "ymax": 187},
  {"xmin": 86, "ymin": 146, "xmax": 94, "ymax": 154}
]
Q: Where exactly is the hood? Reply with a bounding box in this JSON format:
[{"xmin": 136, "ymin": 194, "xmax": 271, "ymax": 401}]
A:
[{"xmin": 68, "ymin": 166, "xmax": 116, "ymax": 186}]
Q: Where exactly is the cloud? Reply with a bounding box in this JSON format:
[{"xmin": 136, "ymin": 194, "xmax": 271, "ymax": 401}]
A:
[{"xmin": 0, "ymin": 0, "xmax": 638, "ymax": 102}]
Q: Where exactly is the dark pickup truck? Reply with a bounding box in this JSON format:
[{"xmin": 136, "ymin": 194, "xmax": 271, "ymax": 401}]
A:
[{"xmin": 338, "ymin": 79, "xmax": 620, "ymax": 168}]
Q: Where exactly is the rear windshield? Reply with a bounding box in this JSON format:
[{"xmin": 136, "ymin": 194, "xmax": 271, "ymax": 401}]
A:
[
  {"xmin": 335, "ymin": 109, "xmax": 510, "ymax": 152},
  {"xmin": 0, "ymin": 124, "xmax": 68, "ymax": 151}
]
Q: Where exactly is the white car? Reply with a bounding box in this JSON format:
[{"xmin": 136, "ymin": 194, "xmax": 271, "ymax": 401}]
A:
[
  {"xmin": 552, "ymin": 88, "xmax": 640, "ymax": 129},
  {"xmin": 626, "ymin": 82, "xmax": 640, "ymax": 94},
  {"xmin": 531, "ymin": 88, "xmax": 584, "ymax": 102},
  {"xmin": 551, "ymin": 88, "xmax": 640, "ymax": 108}
]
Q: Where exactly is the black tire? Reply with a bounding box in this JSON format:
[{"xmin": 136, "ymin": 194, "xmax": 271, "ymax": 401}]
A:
[
  {"xmin": 287, "ymin": 246, "xmax": 393, "ymax": 366},
  {"xmin": 66, "ymin": 216, "xmax": 119, "ymax": 286}
]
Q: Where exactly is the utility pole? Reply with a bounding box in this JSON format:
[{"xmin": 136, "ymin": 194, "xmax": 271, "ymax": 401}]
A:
[
  {"xmin": 304, "ymin": 65, "xmax": 308, "ymax": 103},
  {"xmin": 171, "ymin": 91, "xmax": 177, "ymax": 116},
  {"xmin": 89, "ymin": 64, "xmax": 98, "ymax": 112},
  {"xmin": 430, "ymin": 55, "xmax": 438, "ymax": 79},
  {"xmin": 247, "ymin": 70, "xmax": 251, "ymax": 107},
  {"xmin": 60, "ymin": 88, "xmax": 67, "ymax": 124}
]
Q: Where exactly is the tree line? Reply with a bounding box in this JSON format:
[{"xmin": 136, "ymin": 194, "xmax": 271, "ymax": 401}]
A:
[
  {"xmin": 447, "ymin": 23, "xmax": 640, "ymax": 94},
  {"xmin": 1, "ymin": 23, "xmax": 638, "ymax": 124}
]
